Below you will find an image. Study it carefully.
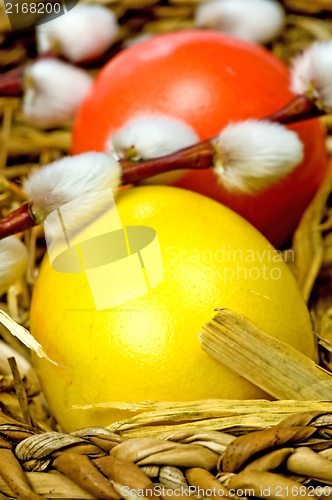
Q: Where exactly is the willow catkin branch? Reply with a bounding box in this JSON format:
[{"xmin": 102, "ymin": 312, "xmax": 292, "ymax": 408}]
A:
[
  {"xmin": 222, "ymin": 426, "xmax": 316, "ymax": 473},
  {"xmin": 53, "ymin": 452, "xmax": 121, "ymax": 500},
  {"xmin": 228, "ymin": 471, "xmax": 317, "ymax": 500},
  {"xmin": 286, "ymin": 447, "xmax": 332, "ymax": 481},
  {"xmin": 199, "ymin": 308, "xmax": 332, "ymax": 400}
]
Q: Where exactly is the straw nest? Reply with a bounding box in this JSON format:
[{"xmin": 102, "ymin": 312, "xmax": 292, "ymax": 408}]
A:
[{"xmin": 1, "ymin": 0, "xmax": 332, "ymax": 498}]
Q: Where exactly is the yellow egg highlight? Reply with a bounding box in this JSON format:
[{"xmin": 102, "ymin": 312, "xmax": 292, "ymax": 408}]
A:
[{"xmin": 30, "ymin": 186, "xmax": 314, "ymax": 431}]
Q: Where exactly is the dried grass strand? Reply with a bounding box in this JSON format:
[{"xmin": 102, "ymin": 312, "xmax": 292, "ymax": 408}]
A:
[{"xmin": 200, "ymin": 308, "xmax": 332, "ymax": 400}]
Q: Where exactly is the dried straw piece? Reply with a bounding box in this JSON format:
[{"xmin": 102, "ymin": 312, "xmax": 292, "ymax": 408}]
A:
[
  {"xmin": 7, "ymin": 357, "xmax": 31, "ymax": 426},
  {"xmin": 111, "ymin": 480, "xmax": 143, "ymax": 500},
  {"xmin": 286, "ymin": 447, "xmax": 332, "ymax": 482},
  {"xmin": 0, "ymin": 374, "xmax": 38, "ymax": 399},
  {"xmin": 159, "ymin": 466, "xmax": 187, "ymax": 488},
  {"xmin": 15, "ymin": 432, "xmax": 88, "ymax": 461},
  {"xmin": 0, "ymin": 470, "xmax": 94, "ymax": 498},
  {"xmin": 53, "ymin": 443, "xmax": 106, "ymax": 458},
  {"xmin": 283, "ymin": 0, "xmax": 332, "ymax": 13},
  {"xmin": 72, "ymin": 427, "xmax": 125, "ymax": 452},
  {"xmin": 93, "ymin": 455, "xmax": 153, "ymax": 490},
  {"xmin": 120, "ymin": 0, "xmax": 159, "ymax": 7},
  {"xmin": 314, "ymin": 414, "xmax": 332, "ymax": 427},
  {"xmin": 111, "ymin": 439, "xmax": 183, "ymax": 462},
  {"xmin": 23, "ymin": 458, "xmax": 51, "ymax": 472},
  {"xmin": 53, "ymin": 452, "xmax": 121, "ymax": 500},
  {"xmin": 200, "ymin": 308, "xmax": 332, "ymax": 400},
  {"xmin": 142, "ymin": 19, "xmax": 193, "ymax": 33},
  {"xmin": 0, "ymin": 409, "xmax": 34, "ymax": 426},
  {"xmin": 0, "ymin": 106, "xmax": 13, "ymax": 171},
  {"xmin": 289, "ymin": 16, "xmax": 332, "ymax": 41},
  {"xmin": 0, "ymin": 448, "xmax": 42, "ymax": 500},
  {"xmin": 228, "ymin": 471, "xmax": 316, "ymax": 500},
  {"xmin": 111, "ymin": 437, "xmax": 218, "ymax": 469},
  {"xmin": 222, "ymin": 426, "xmax": 316, "ymax": 473},
  {"xmin": 0, "ymin": 436, "xmax": 12, "ymax": 449},
  {"xmin": 167, "ymin": 430, "xmax": 235, "ymax": 448},
  {"xmin": 141, "ymin": 465, "xmax": 160, "ymax": 478},
  {"xmin": 0, "ymin": 375, "xmax": 16, "ymax": 392},
  {"xmin": 7, "ymin": 126, "xmax": 71, "ymax": 156},
  {"xmin": 186, "ymin": 468, "xmax": 230, "ymax": 497},
  {"xmin": 102, "ymin": 400, "xmax": 332, "ymax": 438},
  {"xmin": 137, "ymin": 445, "xmax": 219, "ymax": 469},
  {"xmin": 0, "ymin": 423, "xmax": 36, "ymax": 442},
  {"xmin": 153, "ymin": 6, "xmax": 193, "ymax": 17},
  {"xmin": 243, "ymin": 448, "xmax": 294, "ymax": 472},
  {"xmin": 0, "ymin": 310, "xmax": 57, "ymax": 364},
  {"xmin": 292, "ymin": 166, "xmax": 332, "ymax": 302},
  {"xmin": 275, "ymin": 411, "xmax": 327, "ymax": 428},
  {"xmin": 151, "ymin": 483, "xmax": 193, "ymax": 500}
]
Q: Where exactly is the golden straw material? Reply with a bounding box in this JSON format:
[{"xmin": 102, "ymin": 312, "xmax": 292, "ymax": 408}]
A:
[
  {"xmin": 69, "ymin": 400, "xmax": 332, "ymax": 438},
  {"xmin": 199, "ymin": 308, "xmax": 332, "ymax": 400},
  {"xmin": 292, "ymin": 165, "xmax": 332, "ymax": 302},
  {"xmin": 284, "ymin": 0, "xmax": 332, "ymax": 13}
]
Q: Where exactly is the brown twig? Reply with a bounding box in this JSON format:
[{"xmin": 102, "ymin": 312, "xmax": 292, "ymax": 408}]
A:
[
  {"xmin": 0, "ymin": 203, "xmax": 36, "ymax": 240},
  {"xmin": 0, "ymin": 67, "xmax": 25, "ymax": 97},
  {"xmin": 0, "ymin": 143, "xmax": 214, "ymax": 241},
  {"xmin": 121, "ymin": 140, "xmax": 214, "ymax": 183},
  {"xmin": 266, "ymin": 95, "xmax": 325, "ymax": 124}
]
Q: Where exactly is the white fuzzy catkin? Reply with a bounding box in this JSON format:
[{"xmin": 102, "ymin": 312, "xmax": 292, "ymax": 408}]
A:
[
  {"xmin": 24, "ymin": 152, "xmax": 122, "ymax": 228},
  {"xmin": 36, "ymin": 4, "xmax": 119, "ymax": 62},
  {"xmin": 107, "ymin": 115, "xmax": 199, "ymax": 161},
  {"xmin": 213, "ymin": 120, "xmax": 304, "ymax": 194},
  {"xmin": 195, "ymin": 0, "xmax": 285, "ymax": 45},
  {"xmin": 291, "ymin": 40, "xmax": 332, "ymax": 113},
  {"xmin": 23, "ymin": 59, "xmax": 93, "ymax": 128},
  {"xmin": 0, "ymin": 237, "xmax": 28, "ymax": 296}
]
